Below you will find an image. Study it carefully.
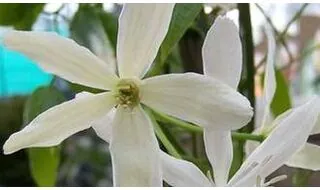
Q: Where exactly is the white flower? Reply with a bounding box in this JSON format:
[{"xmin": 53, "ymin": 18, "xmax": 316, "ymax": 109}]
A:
[
  {"xmin": 2, "ymin": 4, "xmax": 253, "ymax": 187},
  {"xmin": 245, "ymin": 24, "xmax": 320, "ymax": 171},
  {"xmin": 159, "ymin": 17, "xmax": 320, "ymax": 187}
]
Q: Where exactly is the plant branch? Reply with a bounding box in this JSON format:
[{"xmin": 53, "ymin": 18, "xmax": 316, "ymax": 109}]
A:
[
  {"xmin": 238, "ymin": 3, "xmax": 255, "ymax": 133},
  {"xmin": 152, "ymin": 109, "xmax": 265, "ymax": 143},
  {"xmin": 146, "ymin": 109, "xmax": 182, "ymax": 159},
  {"xmin": 255, "ymin": 3, "xmax": 309, "ymax": 71}
]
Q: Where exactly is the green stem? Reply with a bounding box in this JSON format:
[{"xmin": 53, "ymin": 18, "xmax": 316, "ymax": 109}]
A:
[
  {"xmin": 146, "ymin": 109, "xmax": 182, "ymax": 159},
  {"xmin": 238, "ymin": 3, "xmax": 255, "ymax": 133},
  {"xmin": 152, "ymin": 109, "xmax": 265, "ymax": 142}
]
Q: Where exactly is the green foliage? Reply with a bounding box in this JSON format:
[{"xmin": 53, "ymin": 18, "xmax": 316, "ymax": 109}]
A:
[
  {"xmin": 27, "ymin": 147, "xmax": 61, "ymax": 187},
  {"xmin": 99, "ymin": 9, "xmax": 118, "ymax": 50},
  {"xmin": 70, "ymin": 5, "xmax": 115, "ymax": 55},
  {"xmin": 146, "ymin": 3, "xmax": 203, "ymax": 76},
  {"xmin": 270, "ymin": 70, "xmax": 292, "ymax": 116},
  {"xmin": 24, "ymin": 86, "xmax": 66, "ymax": 186},
  {"xmin": 261, "ymin": 69, "xmax": 292, "ymax": 117},
  {"xmin": 0, "ymin": 4, "xmax": 44, "ymax": 30}
]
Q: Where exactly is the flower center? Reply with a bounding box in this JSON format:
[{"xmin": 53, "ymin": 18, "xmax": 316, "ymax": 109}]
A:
[{"xmin": 114, "ymin": 78, "xmax": 140, "ymax": 108}]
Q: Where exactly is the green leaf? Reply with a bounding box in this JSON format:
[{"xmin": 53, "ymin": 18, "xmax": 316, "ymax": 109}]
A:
[
  {"xmin": 261, "ymin": 69, "xmax": 292, "ymax": 117},
  {"xmin": 146, "ymin": 3, "xmax": 203, "ymax": 76},
  {"xmin": 28, "ymin": 147, "xmax": 61, "ymax": 187},
  {"xmin": 270, "ymin": 69, "xmax": 292, "ymax": 117},
  {"xmin": 23, "ymin": 86, "xmax": 66, "ymax": 186},
  {"xmin": 0, "ymin": 3, "xmax": 44, "ymax": 30},
  {"xmin": 70, "ymin": 5, "xmax": 115, "ymax": 62},
  {"xmin": 98, "ymin": 10, "xmax": 118, "ymax": 50}
]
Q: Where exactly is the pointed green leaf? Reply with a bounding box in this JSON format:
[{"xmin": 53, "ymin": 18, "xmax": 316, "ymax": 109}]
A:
[
  {"xmin": 147, "ymin": 3, "xmax": 203, "ymax": 76},
  {"xmin": 271, "ymin": 69, "xmax": 292, "ymax": 116},
  {"xmin": 261, "ymin": 69, "xmax": 292, "ymax": 117},
  {"xmin": 98, "ymin": 9, "xmax": 118, "ymax": 50},
  {"xmin": 24, "ymin": 86, "xmax": 66, "ymax": 186}
]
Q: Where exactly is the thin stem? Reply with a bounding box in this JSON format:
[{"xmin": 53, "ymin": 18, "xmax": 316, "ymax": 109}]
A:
[
  {"xmin": 232, "ymin": 132, "xmax": 264, "ymax": 142},
  {"xmin": 152, "ymin": 109, "xmax": 265, "ymax": 143},
  {"xmin": 255, "ymin": 3, "xmax": 294, "ymax": 66},
  {"xmin": 255, "ymin": 3, "xmax": 309, "ymax": 71},
  {"xmin": 146, "ymin": 109, "xmax": 182, "ymax": 159},
  {"xmin": 238, "ymin": 3, "xmax": 255, "ymax": 133},
  {"xmin": 283, "ymin": 3, "xmax": 308, "ymax": 35}
]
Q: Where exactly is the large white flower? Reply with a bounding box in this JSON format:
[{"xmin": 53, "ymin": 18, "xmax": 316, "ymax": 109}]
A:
[
  {"xmin": 2, "ymin": 4, "xmax": 253, "ymax": 187},
  {"xmin": 160, "ymin": 17, "xmax": 320, "ymax": 187}
]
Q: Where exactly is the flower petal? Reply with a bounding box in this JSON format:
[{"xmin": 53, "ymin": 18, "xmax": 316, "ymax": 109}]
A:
[
  {"xmin": 141, "ymin": 73, "xmax": 253, "ymax": 130},
  {"xmin": 261, "ymin": 25, "xmax": 277, "ymax": 127},
  {"xmin": 3, "ymin": 92, "xmax": 116, "ymax": 154},
  {"xmin": 229, "ymin": 96, "xmax": 320, "ymax": 186},
  {"xmin": 75, "ymin": 91, "xmax": 116, "ymax": 143},
  {"xmin": 109, "ymin": 105, "xmax": 161, "ymax": 186},
  {"xmin": 286, "ymin": 143, "xmax": 320, "ymax": 171},
  {"xmin": 117, "ymin": 4, "xmax": 175, "ymax": 78},
  {"xmin": 3, "ymin": 31, "xmax": 119, "ymax": 90},
  {"xmin": 311, "ymin": 115, "xmax": 320, "ymax": 134},
  {"xmin": 263, "ymin": 25, "xmax": 277, "ymax": 106},
  {"xmin": 160, "ymin": 151, "xmax": 212, "ymax": 187},
  {"xmin": 202, "ymin": 16, "xmax": 242, "ymax": 89},
  {"xmin": 204, "ymin": 130, "xmax": 233, "ymax": 186},
  {"xmin": 92, "ymin": 108, "xmax": 116, "ymax": 143}
]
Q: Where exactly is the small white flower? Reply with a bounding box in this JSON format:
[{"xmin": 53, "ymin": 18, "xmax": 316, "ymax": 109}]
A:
[
  {"xmin": 2, "ymin": 4, "xmax": 253, "ymax": 187},
  {"xmin": 245, "ymin": 23, "xmax": 320, "ymax": 172},
  {"xmin": 159, "ymin": 17, "xmax": 320, "ymax": 187}
]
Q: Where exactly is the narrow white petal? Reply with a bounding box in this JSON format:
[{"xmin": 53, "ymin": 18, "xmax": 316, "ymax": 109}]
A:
[
  {"xmin": 204, "ymin": 130, "xmax": 232, "ymax": 186},
  {"xmin": 109, "ymin": 105, "xmax": 161, "ymax": 186},
  {"xmin": 311, "ymin": 115, "xmax": 320, "ymax": 134},
  {"xmin": 263, "ymin": 25, "xmax": 277, "ymax": 106},
  {"xmin": 117, "ymin": 4, "xmax": 175, "ymax": 78},
  {"xmin": 160, "ymin": 151, "xmax": 212, "ymax": 187},
  {"xmin": 202, "ymin": 16, "xmax": 242, "ymax": 89},
  {"xmin": 4, "ymin": 31, "xmax": 119, "ymax": 90},
  {"xmin": 75, "ymin": 91, "xmax": 116, "ymax": 143},
  {"xmin": 92, "ymin": 108, "xmax": 116, "ymax": 143},
  {"xmin": 229, "ymin": 96, "xmax": 320, "ymax": 186},
  {"xmin": 141, "ymin": 73, "xmax": 253, "ymax": 130},
  {"xmin": 286, "ymin": 143, "xmax": 320, "ymax": 171},
  {"xmin": 3, "ymin": 92, "xmax": 116, "ymax": 154},
  {"xmin": 261, "ymin": 25, "xmax": 277, "ymax": 127},
  {"xmin": 246, "ymin": 108, "xmax": 294, "ymax": 157}
]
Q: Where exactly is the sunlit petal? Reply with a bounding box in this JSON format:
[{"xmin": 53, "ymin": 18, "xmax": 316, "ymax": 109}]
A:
[
  {"xmin": 141, "ymin": 73, "xmax": 253, "ymax": 130},
  {"xmin": 92, "ymin": 108, "xmax": 116, "ymax": 143},
  {"xmin": 3, "ymin": 92, "xmax": 116, "ymax": 154},
  {"xmin": 311, "ymin": 115, "xmax": 320, "ymax": 135},
  {"xmin": 4, "ymin": 31, "xmax": 119, "ymax": 90},
  {"xmin": 202, "ymin": 16, "xmax": 242, "ymax": 89},
  {"xmin": 76, "ymin": 91, "xmax": 116, "ymax": 143},
  {"xmin": 161, "ymin": 151, "xmax": 212, "ymax": 187},
  {"xmin": 261, "ymin": 25, "xmax": 277, "ymax": 128},
  {"xmin": 204, "ymin": 130, "xmax": 232, "ymax": 186},
  {"xmin": 110, "ymin": 105, "xmax": 161, "ymax": 186},
  {"xmin": 286, "ymin": 143, "xmax": 320, "ymax": 171},
  {"xmin": 117, "ymin": 4, "xmax": 175, "ymax": 78}
]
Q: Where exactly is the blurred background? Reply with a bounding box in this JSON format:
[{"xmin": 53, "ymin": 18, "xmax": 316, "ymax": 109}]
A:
[{"xmin": 0, "ymin": 3, "xmax": 319, "ymax": 187}]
